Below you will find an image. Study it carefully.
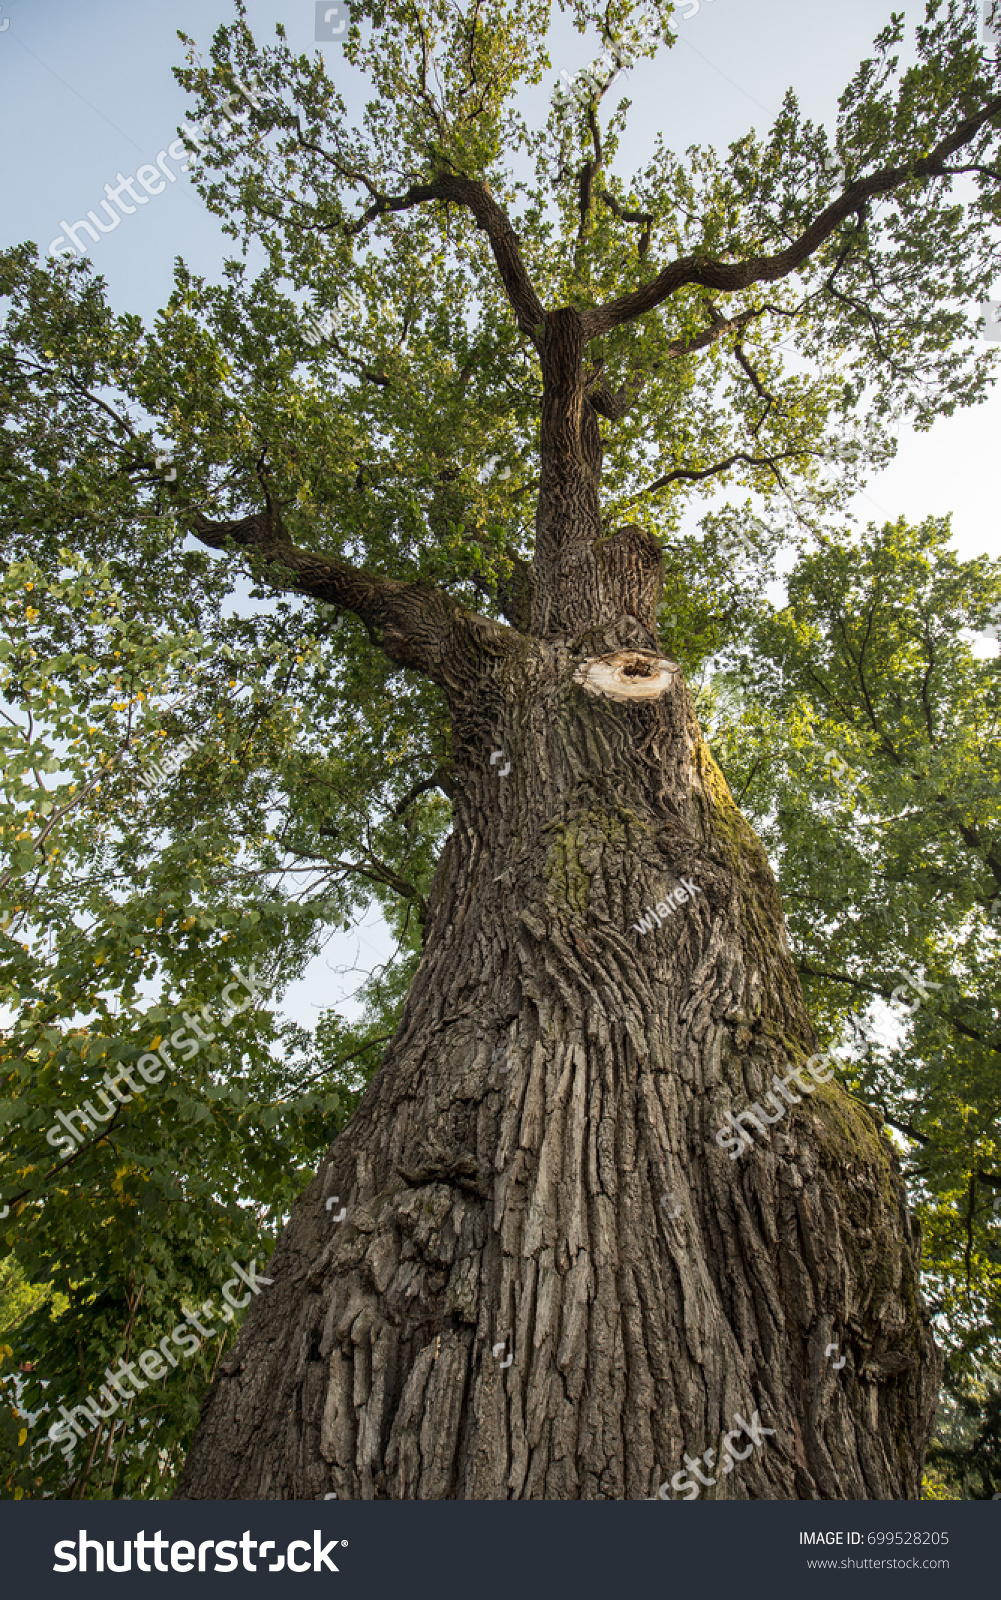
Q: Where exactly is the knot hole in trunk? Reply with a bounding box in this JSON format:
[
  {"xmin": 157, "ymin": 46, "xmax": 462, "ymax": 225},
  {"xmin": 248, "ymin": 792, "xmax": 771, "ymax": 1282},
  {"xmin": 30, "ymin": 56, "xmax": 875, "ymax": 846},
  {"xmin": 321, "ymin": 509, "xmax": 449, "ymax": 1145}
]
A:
[{"xmin": 574, "ymin": 649, "xmax": 681, "ymax": 701}]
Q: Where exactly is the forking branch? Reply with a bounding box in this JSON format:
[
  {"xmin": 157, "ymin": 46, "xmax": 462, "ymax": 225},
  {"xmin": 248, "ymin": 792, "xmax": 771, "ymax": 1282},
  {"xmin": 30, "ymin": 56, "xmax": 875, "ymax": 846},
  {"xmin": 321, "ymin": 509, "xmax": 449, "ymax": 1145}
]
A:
[
  {"xmin": 187, "ymin": 508, "xmax": 513, "ymax": 679},
  {"xmin": 581, "ymin": 93, "xmax": 1001, "ymax": 338}
]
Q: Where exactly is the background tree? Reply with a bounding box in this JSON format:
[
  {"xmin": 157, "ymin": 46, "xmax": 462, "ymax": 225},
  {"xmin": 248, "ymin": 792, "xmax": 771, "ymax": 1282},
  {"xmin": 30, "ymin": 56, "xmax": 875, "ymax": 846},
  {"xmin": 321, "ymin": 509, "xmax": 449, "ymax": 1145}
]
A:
[
  {"xmin": 1, "ymin": 0, "xmax": 999, "ymax": 1499},
  {"xmin": 927, "ymin": 1369, "xmax": 1001, "ymax": 1498},
  {"xmin": 707, "ymin": 512, "xmax": 1001, "ymax": 1496}
]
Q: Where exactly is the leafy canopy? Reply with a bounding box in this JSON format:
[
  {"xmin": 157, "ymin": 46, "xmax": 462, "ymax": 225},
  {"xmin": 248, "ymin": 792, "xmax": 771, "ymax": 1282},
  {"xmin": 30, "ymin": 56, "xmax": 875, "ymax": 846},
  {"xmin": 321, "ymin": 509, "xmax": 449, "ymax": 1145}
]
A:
[{"xmin": 1, "ymin": 0, "xmax": 1000, "ymax": 1497}]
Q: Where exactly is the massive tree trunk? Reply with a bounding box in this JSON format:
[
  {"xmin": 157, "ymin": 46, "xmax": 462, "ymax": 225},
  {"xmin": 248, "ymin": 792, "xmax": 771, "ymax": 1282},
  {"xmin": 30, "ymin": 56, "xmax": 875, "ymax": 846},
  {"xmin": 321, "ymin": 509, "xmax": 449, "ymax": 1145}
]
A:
[{"xmin": 178, "ymin": 309, "xmax": 940, "ymax": 1500}]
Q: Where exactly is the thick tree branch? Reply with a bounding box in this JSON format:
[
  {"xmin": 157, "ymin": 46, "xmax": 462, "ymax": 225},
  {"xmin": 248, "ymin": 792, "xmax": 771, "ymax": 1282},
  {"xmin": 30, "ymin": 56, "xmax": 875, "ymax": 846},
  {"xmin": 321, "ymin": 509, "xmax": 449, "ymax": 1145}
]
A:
[
  {"xmin": 294, "ymin": 153, "xmax": 546, "ymax": 343},
  {"xmin": 936, "ymin": 162, "xmax": 1001, "ymax": 180},
  {"xmin": 188, "ymin": 507, "xmax": 507, "ymax": 683},
  {"xmin": 577, "ymin": 105, "xmax": 604, "ymax": 242},
  {"xmin": 326, "ymin": 851, "xmax": 427, "ymax": 920},
  {"xmin": 880, "ymin": 1111, "xmax": 931, "ymax": 1146},
  {"xmin": 392, "ymin": 769, "xmax": 454, "ymax": 817},
  {"xmin": 582, "ymin": 95, "xmax": 1001, "ymax": 337}
]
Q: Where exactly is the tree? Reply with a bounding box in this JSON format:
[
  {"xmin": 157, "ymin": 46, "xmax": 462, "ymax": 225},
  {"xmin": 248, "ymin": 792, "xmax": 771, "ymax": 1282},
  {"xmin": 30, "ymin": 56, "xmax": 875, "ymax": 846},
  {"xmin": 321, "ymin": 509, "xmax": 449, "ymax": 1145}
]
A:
[
  {"xmin": 927, "ymin": 1368, "xmax": 1001, "ymax": 1498},
  {"xmin": 2, "ymin": 0, "xmax": 999, "ymax": 1500},
  {"xmin": 707, "ymin": 514, "xmax": 1001, "ymax": 1492}
]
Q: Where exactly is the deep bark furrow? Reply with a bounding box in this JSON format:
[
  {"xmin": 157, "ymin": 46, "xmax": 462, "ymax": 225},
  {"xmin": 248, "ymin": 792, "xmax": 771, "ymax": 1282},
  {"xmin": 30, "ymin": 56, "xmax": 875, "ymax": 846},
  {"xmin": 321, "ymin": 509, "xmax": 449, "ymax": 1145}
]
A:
[{"xmin": 179, "ymin": 617, "xmax": 939, "ymax": 1501}]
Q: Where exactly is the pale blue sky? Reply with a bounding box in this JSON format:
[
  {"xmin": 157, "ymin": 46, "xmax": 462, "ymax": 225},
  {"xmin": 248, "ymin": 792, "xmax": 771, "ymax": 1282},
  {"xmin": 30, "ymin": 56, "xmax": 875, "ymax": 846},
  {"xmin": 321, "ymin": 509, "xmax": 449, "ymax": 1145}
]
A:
[{"xmin": 2, "ymin": 0, "xmax": 998, "ymax": 1026}]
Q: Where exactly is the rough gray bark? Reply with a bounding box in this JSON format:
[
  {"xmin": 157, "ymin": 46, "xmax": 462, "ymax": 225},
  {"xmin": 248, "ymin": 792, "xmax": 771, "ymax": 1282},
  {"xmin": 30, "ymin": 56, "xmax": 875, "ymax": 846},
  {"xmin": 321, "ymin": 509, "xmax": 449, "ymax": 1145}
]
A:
[
  {"xmin": 176, "ymin": 233, "xmax": 941, "ymax": 1495},
  {"xmin": 176, "ymin": 606, "xmax": 940, "ymax": 1500}
]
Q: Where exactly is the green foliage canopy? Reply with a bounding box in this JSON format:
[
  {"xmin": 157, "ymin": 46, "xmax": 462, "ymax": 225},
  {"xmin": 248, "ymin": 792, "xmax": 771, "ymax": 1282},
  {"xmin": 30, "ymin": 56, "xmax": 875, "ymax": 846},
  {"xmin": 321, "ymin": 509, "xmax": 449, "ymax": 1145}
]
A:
[{"xmin": 1, "ymin": 0, "xmax": 999, "ymax": 1496}]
